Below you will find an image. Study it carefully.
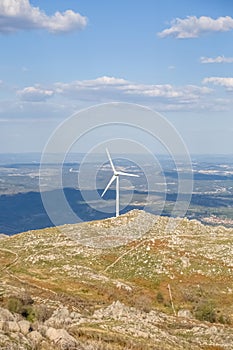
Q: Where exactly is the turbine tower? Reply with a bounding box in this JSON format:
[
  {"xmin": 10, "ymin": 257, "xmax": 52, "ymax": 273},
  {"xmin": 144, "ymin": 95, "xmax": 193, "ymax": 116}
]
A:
[{"xmin": 101, "ymin": 148, "xmax": 139, "ymax": 217}]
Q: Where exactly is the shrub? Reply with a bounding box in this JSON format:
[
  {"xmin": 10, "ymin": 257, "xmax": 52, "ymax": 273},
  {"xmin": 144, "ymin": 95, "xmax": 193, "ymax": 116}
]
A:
[
  {"xmin": 133, "ymin": 294, "xmax": 153, "ymax": 313},
  {"xmin": 195, "ymin": 300, "xmax": 216, "ymax": 323},
  {"xmin": 218, "ymin": 314, "xmax": 231, "ymax": 325},
  {"xmin": 34, "ymin": 304, "xmax": 53, "ymax": 322},
  {"xmin": 7, "ymin": 297, "xmax": 23, "ymax": 314},
  {"xmin": 6, "ymin": 295, "xmax": 37, "ymax": 322},
  {"xmin": 156, "ymin": 291, "xmax": 164, "ymax": 304},
  {"xmin": 21, "ymin": 305, "xmax": 36, "ymax": 322}
]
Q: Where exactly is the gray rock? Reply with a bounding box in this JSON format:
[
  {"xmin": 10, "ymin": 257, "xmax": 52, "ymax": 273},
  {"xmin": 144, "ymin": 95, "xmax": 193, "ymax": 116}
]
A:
[
  {"xmin": 18, "ymin": 320, "xmax": 31, "ymax": 335},
  {"xmin": 178, "ymin": 309, "xmax": 193, "ymax": 319},
  {"xmin": 0, "ymin": 307, "xmax": 15, "ymax": 321},
  {"xmin": 70, "ymin": 311, "xmax": 82, "ymax": 320},
  {"xmin": 0, "ymin": 332, "xmax": 30, "ymax": 350},
  {"xmin": 27, "ymin": 330, "xmax": 43, "ymax": 345},
  {"xmin": 45, "ymin": 307, "xmax": 73, "ymax": 327},
  {"xmin": 46, "ymin": 327, "xmax": 78, "ymax": 349},
  {"xmin": 206, "ymin": 325, "xmax": 218, "ymax": 335},
  {"xmin": 115, "ymin": 281, "xmax": 132, "ymax": 292},
  {"xmin": 37, "ymin": 324, "xmax": 48, "ymax": 337},
  {"xmin": 5, "ymin": 321, "xmax": 20, "ymax": 332},
  {"xmin": 53, "ymin": 307, "xmax": 70, "ymax": 319},
  {"xmin": 181, "ymin": 255, "xmax": 190, "ymax": 268}
]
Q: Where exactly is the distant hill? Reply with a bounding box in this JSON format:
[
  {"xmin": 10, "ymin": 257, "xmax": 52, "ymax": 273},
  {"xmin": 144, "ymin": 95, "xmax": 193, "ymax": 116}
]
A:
[
  {"xmin": 0, "ymin": 188, "xmax": 144, "ymax": 235},
  {"xmin": 0, "ymin": 210, "xmax": 233, "ymax": 349},
  {"xmin": 2, "ymin": 186, "xmax": 233, "ymax": 236}
]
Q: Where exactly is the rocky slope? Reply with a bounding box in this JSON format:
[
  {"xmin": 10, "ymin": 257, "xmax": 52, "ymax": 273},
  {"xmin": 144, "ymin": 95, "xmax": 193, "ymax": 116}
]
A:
[{"xmin": 0, "ymin": 210, "xmax": 233, "ymax": 349}]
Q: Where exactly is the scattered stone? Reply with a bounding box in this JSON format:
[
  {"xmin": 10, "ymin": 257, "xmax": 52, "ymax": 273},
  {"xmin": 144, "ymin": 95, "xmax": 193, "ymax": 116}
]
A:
[
  {"xmin": 18, "ymin": 320, "xmax": 31, "ymax": 335},
  {"xmin": 46, "ymin": 327, "xmax": 79, "ymax": 349},
  {"xmin": 53, "ymin": 307, "xmax": 69, "ymax": 319},
  {"xmin": 181, "ymin": 255, "xmax": 190, "ymax": 268},
  {"xmin": 70, "ymin": 311, "xmax": 82, "ymax": 320},
  {"xmin": 5, "ymin": 321, "xmax": 20, "ymax": 332},
  {"xmin": 0, "ymin": 307, "xmax": 15, "ymax": 321},
  {"xmin": 27, "ymin": 330, "xmax": 43, "ymax": 345},
  {"xmin": 1, "ymin": 211, "xmax": 233, "ymax": 349},
  {"xmin": 206, "ymin": 325, "xmax": 218, "ymax": 335},
  {"xmin": 115, "ymin": 281, "xmax": 132, "ymax": 292},
  {"xmin": 178, "ymin": 309, "xmax": 193, "ymax": 319},
  {"xmin": 45, "ymin": 307, "xmax": 73, "ymax": 327}
]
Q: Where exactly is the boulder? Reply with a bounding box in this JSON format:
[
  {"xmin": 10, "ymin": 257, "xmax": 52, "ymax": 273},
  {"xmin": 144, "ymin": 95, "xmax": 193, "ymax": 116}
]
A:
[
  {"xmin": 37, "ymin": 324, "xmax": 48, "ymax": 337},
  {"xmin": 45, "ymin": 307, "xmax": 73, "ymax": 327},
  {"xmin": 27, "ymin": 330, "xmax": 43, "ymax": 345},
  {"xmin": 46, "ymin": 327, "xmax": 79, "ymax": 349},
  {"xmin": 70, "ymin": 311, "xmax": 82, "ymax": 320},
  {"xmin": 18, "ymin": 320, "xmax": 31, "ymax": 335},
  {"xmin": 5, "ymin": 321, "xmax": 20, "ymax": 332},
  {"xmin": 178, "ymin": 309, "xmax": 193, "ymax": 319},
  {"xmin": 0, "ymin": 307, "xmax": 15, "ymax": 321},
  {"xmin": 52, "ymin": 307, "xmax": 70, "ymax": 319}
]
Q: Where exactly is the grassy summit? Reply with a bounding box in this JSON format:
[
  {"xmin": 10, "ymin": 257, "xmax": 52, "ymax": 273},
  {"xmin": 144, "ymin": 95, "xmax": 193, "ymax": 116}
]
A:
[{"xmin": 0, "ymin": 210, "xmax": 233, "ymax": 349}]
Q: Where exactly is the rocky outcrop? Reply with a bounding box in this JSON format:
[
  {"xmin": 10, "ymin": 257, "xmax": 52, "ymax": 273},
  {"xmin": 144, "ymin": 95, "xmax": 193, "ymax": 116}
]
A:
[
  {"xmin": 18, "ymin": 320, "xmax": 31, "ymax": 335},
  {"xmin": 27, "ymin": 330, "xmax": 43, "ymax": 346},
  {"xmin": 64, "ymin": 209, "xmax": 158, "ymax": 247},
  {"xmin": 46, "ymin": 327, "xmax": 78, "ymax": 349},
  {"xmin": 45, "ymin": 307, "xmax": 83, "ymax": 328},
  {"xmin": 1, "ymin": 299, "xmax": 233, "ymax": 350},
  {"xmin": 0, "ymin": 307, "xmax": 15, "ymax": 321}
]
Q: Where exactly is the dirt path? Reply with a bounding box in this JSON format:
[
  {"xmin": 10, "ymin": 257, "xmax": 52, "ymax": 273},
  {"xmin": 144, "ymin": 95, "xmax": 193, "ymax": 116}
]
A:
[
  {"xmin": 0, "ymin": 247, "xmax": 57, "ymax": 296},
  {"xmin": 0, "ymin": 248, "xmax": 19, "ymax": 271}
]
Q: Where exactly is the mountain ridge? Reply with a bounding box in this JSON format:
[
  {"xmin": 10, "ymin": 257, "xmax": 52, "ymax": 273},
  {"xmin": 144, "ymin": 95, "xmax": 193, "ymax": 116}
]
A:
[{"xmin": 1, "ymin": 210, "xmax": 233, "ymax": 349}]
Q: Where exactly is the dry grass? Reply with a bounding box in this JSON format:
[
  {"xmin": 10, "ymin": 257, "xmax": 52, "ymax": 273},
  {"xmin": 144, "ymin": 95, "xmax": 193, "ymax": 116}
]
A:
[{"xmin": 1, "ymin": 211, "xmax": 233, "ymax": 349}]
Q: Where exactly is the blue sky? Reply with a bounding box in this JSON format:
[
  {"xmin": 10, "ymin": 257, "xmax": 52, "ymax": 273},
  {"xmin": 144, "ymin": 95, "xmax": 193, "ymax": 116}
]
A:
[{"xmin": 0, "ymin": 0, "xmax": 233, "ymax": 154}]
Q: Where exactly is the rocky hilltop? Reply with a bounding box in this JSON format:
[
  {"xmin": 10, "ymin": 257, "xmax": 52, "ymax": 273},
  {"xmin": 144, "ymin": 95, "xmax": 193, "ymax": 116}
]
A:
[{"xmin": 0, "ymin": 210, "xmax": 233, "ymax": 349}]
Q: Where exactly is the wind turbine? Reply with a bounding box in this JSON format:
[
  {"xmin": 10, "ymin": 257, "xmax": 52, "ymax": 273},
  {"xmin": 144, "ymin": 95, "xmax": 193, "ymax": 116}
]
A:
[{"xmin": 101, "ymin": 148, "xmax": 139, "ymax": 217}]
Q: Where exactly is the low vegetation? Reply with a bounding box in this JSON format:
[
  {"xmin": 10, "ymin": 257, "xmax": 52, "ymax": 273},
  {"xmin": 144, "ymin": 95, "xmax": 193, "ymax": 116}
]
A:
[{"xmin": 0, "ymin": 210, "xmax": 233, "ymax": 349}]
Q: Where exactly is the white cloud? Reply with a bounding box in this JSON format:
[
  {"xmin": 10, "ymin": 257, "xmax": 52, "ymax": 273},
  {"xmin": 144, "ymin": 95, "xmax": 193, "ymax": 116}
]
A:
[
  {"xmin": 203, "ymin": 77, "xmax": 233, "ymax": 90},
  {"xmin": 14, "ymin": 76, "xmax": 219, "ymax": 112},
  {"xmin": 51, "ymin": 77, "xmax": 215, "ymax": 114},
  {"xmin": 53, "ymin": 76, "xmax": 212, "ymax": 104},
  {"xmin": 0, "ymin": 0, "xmax": 87, "ymax": 34},
  {"xmin": 200, "ymin": 56, "xmax": 233, "ymax": 63},
  {"xmin": 54, "ymin": 76, "xmax": 128, "ymax": 92},
  {"xmin": 158, "ymin": 16, "xmax": 233, "ymax": 39},
  {"xmin": 20, "ymin": 77, "xmax": 211, "ymax": 105},
  {"xmin": 120, "ymin": 83, "xmax": 211, "ymax": 100},
  {"xmin": 17, "ymin": 86, "xmax": 54, "ymax": 101},
  {"xmin": 90, "ymin": 76, "xmax": 127, "ymax": 85}
]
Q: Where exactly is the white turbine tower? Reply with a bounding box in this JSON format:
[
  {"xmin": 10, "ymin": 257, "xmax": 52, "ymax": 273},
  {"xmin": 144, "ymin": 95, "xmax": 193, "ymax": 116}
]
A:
[{"xmin": 101, "ymin": 148, "xmax": 139, "ymax": 217}]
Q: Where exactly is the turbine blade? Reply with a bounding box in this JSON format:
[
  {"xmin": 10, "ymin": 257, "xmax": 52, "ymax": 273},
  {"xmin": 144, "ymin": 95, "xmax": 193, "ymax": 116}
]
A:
[
  {"xmin": 117, "ymin": 171, "xmax": 139, "ymax": 177},
  {"xmin": 106, "ymin": 148, "xmax": 116, "ymax": 172},
  {"xmin": 101, "ymin": 175, "xmax": 116, "ymax": 197}
]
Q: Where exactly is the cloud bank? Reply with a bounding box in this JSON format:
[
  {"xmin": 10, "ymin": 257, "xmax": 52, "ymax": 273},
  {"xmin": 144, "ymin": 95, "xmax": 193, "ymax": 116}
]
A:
[
  {"xmin": 158, "ymin": 16, "xmax": 233, "ymax": 39},
  {"xmin": 17, "ymin": 86, "xmax": 54, "ymax": 102},
  {"xmin": 16, "ymin": 76, "xmax": 213, "ymax": 112},
  {"xmin": 203, "ymin": 77, "xmax": 233, "ymax": 90},
  {"xmin": 0, "ymin": 0, "xmax": 87, "ymax": 34},
  {"xmin": 200, "ymin": 56, "xmax": 233, "ymax": 64}
]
